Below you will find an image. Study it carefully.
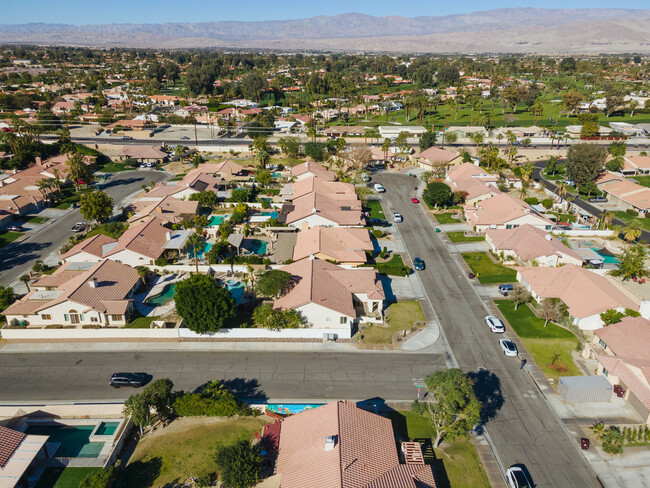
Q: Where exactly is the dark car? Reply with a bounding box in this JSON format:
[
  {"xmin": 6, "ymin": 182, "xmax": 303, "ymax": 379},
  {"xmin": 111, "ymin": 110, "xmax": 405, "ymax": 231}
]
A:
[
  {"xmin": 109, "ymin": 372, "xmax": 147, "ymax": 388},
  {"xmin": 413, "ymin": 257, "xmax": 425, "ymax": 270},
  {"xmin": 8, "ymin": 225, "xmax": 24, "ymax": 232},
  {"xmin": 367, "ymin": 218, "xmax": 390, "ymax": 227}
]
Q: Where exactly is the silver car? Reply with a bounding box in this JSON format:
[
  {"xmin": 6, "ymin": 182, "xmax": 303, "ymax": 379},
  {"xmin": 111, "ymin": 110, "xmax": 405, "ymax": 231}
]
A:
[
  {"xmin": 484, "ymin": 315, "xmax": 505, "ymax": 333},
  {"xmin": 499, "ymin": 339, "xmax": 518, "ymax": 357}
]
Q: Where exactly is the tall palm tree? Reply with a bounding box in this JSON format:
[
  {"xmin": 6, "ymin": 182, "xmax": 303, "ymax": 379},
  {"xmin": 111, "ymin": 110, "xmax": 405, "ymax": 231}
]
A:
[
  {"xmin": 185, "ymin": 232, "xmax": 204, "ymax": 274},
  {"xmin": 19, "ymin": 275, "xmax": 31, "ymax": 293},
  {"xmin": 555, "ymin": 182, "xmax": 568, "ymax": 201},
  {"xmin": 622, "ymin": 221, "xmax": 642, "ymax": 242},
  {"xmin": 599, "ymin": 211, "xmax": 613, "ymax": 230},
  {"xmin": 472, "ymin": 132, "xmax": 484, "ymax": 158},
  {"xmin": 496, "ymin": 133, "xmax": 504, "ymax": 150}
]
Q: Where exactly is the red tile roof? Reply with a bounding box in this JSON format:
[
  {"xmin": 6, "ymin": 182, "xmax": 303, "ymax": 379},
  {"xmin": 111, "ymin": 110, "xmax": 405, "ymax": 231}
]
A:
[{"xmin": 0, "ymin": 426, "xmax": 26, "ymax": 468}]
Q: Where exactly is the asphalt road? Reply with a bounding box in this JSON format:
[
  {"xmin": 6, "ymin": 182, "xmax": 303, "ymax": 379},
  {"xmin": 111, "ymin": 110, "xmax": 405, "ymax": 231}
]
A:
[
  {"xmin": 0, "ymin": 170, "xmax": 169, "ymax": 286},
  {"xmin": 0, "ymin": 350, "xmax": 441, "ymax": 403},
  {"xmin": 374, "ymin": 172, "xmax": 598, "ymax": 488}
]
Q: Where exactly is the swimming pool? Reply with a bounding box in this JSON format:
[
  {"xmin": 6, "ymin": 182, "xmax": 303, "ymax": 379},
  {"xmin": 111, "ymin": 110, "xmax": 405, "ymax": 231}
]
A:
[
  {"xmin": 25, "ymin": 424, "xmax": 104, "ymax": 458},
  {"xmin": 207, "ymin": 215, "xmax": 231, "ymax": 226},
  {"xmin": 243, "ymin": 239, "xmax": 267, "ymax": 255},
  {"xmin": 591, "ymin": 247, "xmax": 619, "ymax": 264},
  {"xmin": 266, "ymin": 404, "xmax": 324, "ymax": 415},
  {"xmin": 224, "ymin": 279, "xmax": 246, "ymax": 304},
  {"xmin": 188, "ymin": 242, "xmax": 213, "ymax": 259},
  {"xmin": 272, "ymin": 172, "xmax": 282, "ymax": 178},
  {"xmin": 146, "ymin": 283, "xmax": 176, "ymax": 306},
  {"xmin": 95, "ymin": 421, "xmax": 120, "ymax": 436}
]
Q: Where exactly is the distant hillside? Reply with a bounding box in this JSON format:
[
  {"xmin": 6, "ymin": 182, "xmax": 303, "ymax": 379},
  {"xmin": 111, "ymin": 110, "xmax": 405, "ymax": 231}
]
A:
[{"xmin": 1, "ymin": 8, "xmax": 649, "ymax": 53}]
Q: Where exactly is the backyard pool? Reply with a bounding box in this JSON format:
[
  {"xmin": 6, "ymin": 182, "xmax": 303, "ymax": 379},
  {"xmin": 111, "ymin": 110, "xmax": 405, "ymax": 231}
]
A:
[
  {"xmin": 207, "ymin": 215, "xmax": 231, "ymax": 226},
  {"xmin": 95, "ymin": 421, "xmax": 120, "ymax": 436},
  {"xmin": 243, "ymin": 239, "xmax": 268, "ymax": 255},
  {"xmin": 25, "ymin": 424, "xmax": 104, "ymax": 458},
  {"xmin": 591, "ymin": 247, "xmax": 619, "ymax": 264},
  {"xmin": 271, "ymin": 172, "xmax": 282, "ymax": 178},
  {"xmin": 146, "ymin": 283, "xmax": 176, "ymax": 306},
  {"xmin": 188, "ymin": 242, "xmax": 212, "ymax": 259},
  {"xmin": 224, "ymin": 279, "xmax": 246, "ymax": 304}
]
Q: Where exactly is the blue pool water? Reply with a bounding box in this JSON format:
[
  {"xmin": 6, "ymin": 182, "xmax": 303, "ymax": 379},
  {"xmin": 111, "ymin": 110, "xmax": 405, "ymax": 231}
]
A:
[
  {"xmin": 208, "ymin": 215, "xmax": 231, "ymax": 226},
  {"xmin": 146, "ymin": 283, "xmax": 176, "ymax": 306},
  {"xmin": 189, "ymin": 242, "xmax": 213, "ymax": 259},
  {"xmin": 225, "ymin": 280, "xmax": 246, "ymax": 304},
  {"xmin": 243, "ymin": 239, "xmax": 267, "ymax": 255},
  {"xmin": 591, "ymin": 247, "xmax": 619, "ymax": 264},
  {"xmin": 95, "ymin": 421, "xmax": 119, "ymax": 436},
  {"xmin": 25, "ymin": 424, "xmax": 104, "ymax": 458},
  {"xmin": 266, "ymin": 404, "xmax": 324, "ymax": 415},
  {"xmin": 272, "ymin": 172, "xmax": 282, "ymax": 178}
]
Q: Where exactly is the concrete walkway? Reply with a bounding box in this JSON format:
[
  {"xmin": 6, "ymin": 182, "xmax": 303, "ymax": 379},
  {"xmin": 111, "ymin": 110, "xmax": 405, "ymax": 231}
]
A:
[
  {"xmin": 451, "ymin": 241, "xmax": 490, "ymax": 253},
  {"xmin": 435, "ymin": 222, "xmax": 471, "ymax": 232}
]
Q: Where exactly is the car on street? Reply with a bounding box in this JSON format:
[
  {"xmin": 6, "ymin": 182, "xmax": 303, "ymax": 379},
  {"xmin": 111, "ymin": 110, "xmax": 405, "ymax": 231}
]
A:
[
  {"xmin": 7, "ymin": 225, "xmax": 24, "ymax": 232},
  {"xmin": 180, "ymin": 136, "xmax": 190, "ymax": 140},
  {"xmin": 393, "ymin": 212, "xmax": 403, "ymax": 223},
  {"xmin": 485, "ymin": 315, "xmax": 505, "ymax": 333},
  {"xmin": 588, "ymin": 196, "xmax": 608, "ymax": 203},
  {"xmin": 373, "ymin": 183, "xmax": 386, "ymax": 193},
  {"xmin": 506, "ymin": 465, "xmax": 534, "ymax": 488},
  {"xmin": 499, "ymin": 339, "xmax": 518, "ymax": 357},
  {"xmin": 411, "ymin": 197, "xmax": 420, "ymax": 203},
  {"xmin": 71, "ymin": 222, "xmax": 86, "ymax": 232},
  {"xmin": 413, "ymin": 257, "xmax": 425, "ymax": 270},
  {"xmin": 109, "ymin": 372, "xmax": 147, "ymax": 388},
  {"xmin": 121, "ymin": 136, "xmax": 134, "ymax": 141}
]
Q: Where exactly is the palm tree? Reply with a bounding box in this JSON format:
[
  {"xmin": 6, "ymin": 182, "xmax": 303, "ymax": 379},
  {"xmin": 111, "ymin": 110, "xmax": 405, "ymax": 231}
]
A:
[
  {"xmin": 185, "ymin": 232, "xmax": 204, "ymax": 274},
  {"xmin": 471, "ymin": 132, "xmax": 484, "ymax": 158},
  {"xmin": 496, "ymin": 133, "xmax": 504, "ymax": 150},
  {"xmin": 555, "ymin": 182, "xmax": 568, "ymax": 201},
  {"xmin": 622, "ymin": 221, "xmax": 642, "ymax": 242},
  {"xmin": 19, "ymin": 275, "xmax": 31, "ymax": 293},
  {"xmin": 37, "ymin": 178, "xmax": 53, "ymax": 201},
  {"xmin": 628, "ymin": 100, "xmax": 639, "ymax": 118},
  {"xmin": 599, "ymin": 211, "xmax": 613, "ymax": 230}
]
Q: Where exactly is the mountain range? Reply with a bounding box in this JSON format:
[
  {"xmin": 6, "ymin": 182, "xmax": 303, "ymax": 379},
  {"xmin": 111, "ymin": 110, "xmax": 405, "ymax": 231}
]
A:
[{"xmin": 1, "ymin": 8, "xmax": 650, "ymax": 53}]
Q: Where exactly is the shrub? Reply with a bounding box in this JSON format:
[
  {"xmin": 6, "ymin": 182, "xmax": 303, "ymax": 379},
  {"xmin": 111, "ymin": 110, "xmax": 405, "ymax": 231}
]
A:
[
  {"xmin": 626, "ymin": 208, "xmax": 639, "ymax": 217},
  {"xmin": 80, "ymin": 467, "xmax": 118, "ymax": 488},
  {"xmin": 261, "ymin": 199, "xmax": 270, "ymax": 209},
  {"xmin": 173, "ymin": 380, "xmax": 255, "ymax": 417},
  {"xmin": 371, "ymin": 229, "xmax": 383, "ymax": 239},
  {"xmin": 155, "ymin": 256, "xmax": 169, "ymax": 266},
  {"xmin": 541, "ymin": 198, "xmax": 554, "ymax": 209},
  {"xmin": 524, "ymin": 197, "xmax": 539, "ymax": 205},
  {"xmin": 215, "ymin": 440, "xmax": 262, "ymax": 488}
]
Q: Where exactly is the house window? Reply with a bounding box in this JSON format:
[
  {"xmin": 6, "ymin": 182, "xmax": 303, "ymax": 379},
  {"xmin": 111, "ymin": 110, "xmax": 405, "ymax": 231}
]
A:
[
  {"xmin": 340, "ymin": 316, "xmax": 347, "ymax": 324},
  {"xmin": 603, "ymin": 368, "xmax": 609, "ymax": 377},
  {"xmin": 545, "ymin": 225, "xmax": 552, "ymax": 230},
  {"xmin": 111, "ymin": 315, "xmax": 123, "ymax": 322},
  {"xmin": 599, "ymin": 339, "xmax": 607, "ymax": 350},
  {"xmin": 68, "ymin": 310, "xmax": 80, "ymax": 324},
  {"xmin": 513, "ymin": 225, "xmax": 519, "ymax": 228},
  {"xmin": 91, "ymin": 317, "xmax": 98, "ymax": 323},
  {"xmin": 506, "ymin": 225, "xmax": 513, "ymax": 229},
  {"xmin": 325, "ymin": 317, "xmax": 331, "ymax": 323},
  {"xmin": 41, "ymin": 314, "xmax": 51, "ymax": 320}
]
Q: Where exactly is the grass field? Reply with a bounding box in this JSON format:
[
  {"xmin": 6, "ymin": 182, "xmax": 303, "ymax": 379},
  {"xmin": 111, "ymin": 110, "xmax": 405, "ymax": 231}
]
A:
[
  {"xmin": 447, "ymin": 232, "xmax": 485, "ymax": 243},
  {"xmin": 365, "ymin": 199, "xmax": 385, "ymax": 219},
  {"xmin": 630, "ymin": 175, "xmax": 650, "ymax": 188},
  {"xmin": 96, "ymin": 160, "xmax": 133, "ymax": 173},
  {"xmin": 433, "ymin": 212, "xmax": 460, "ymax": 224},
  {"xmin": 462, "ymin": 253, "xmax": 517, "ymax": 285},
  {"xmin": 0, "ymin": 231, "xmax": 23, "ymax": 248},
  {"xmin": 362, "ymin": 300, "xmax": 425, "ymax": 344},
  {"xmin": 23, "ymin": 215, "xmax": 49, "ymax": 224},
  {"xmin": 123, "ymin": 417, "xmax": 270, "ymax": 487},
  {"xmin": 126, "ymin": 315, "xmax": 160, "ymax": 329},
  {"xmin": 35, "ymin": 467, "xmax": 99, "ymax": 488},
  {"xmin": 373, "ymin": 253, "xmax": 410, "ymax": 277},
  {"xmin": 495, "ymin": 301, "xmax": 582, "ymax": 384}
]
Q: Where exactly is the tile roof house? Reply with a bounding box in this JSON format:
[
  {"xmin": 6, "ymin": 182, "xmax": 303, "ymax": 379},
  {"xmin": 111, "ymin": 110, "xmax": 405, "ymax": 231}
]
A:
[
  {"xmin": 119, "ymin": 145, "xmax": 167, "ymax": 162},
  {"xmin": 486, "ymin": 224, "xmax": 584, "ymax": 267},
  {"xmin": 618, "ymin": 155, "xmax": 650, "ymax": 176},
  {"xmin": 128, "ymin": 195, "xmax": 200, "ymax": 226},
  {"xmin": 273, "ymin": 400, "xmax": 437, "ymax": 488},
  {"xmin": 291, "ymin": 161, "xmax": 336, "ymax": 182},
  {"xmin": 3, "ymin": 259, "xmax": 141, "ymax": 327},
  {"xmin": 293, "ymin": 225, "xmax": 373, "ymax": 266},
  {"xmin": 464, "ymin": 193, "xmax": 553, "ymax": 232},
  {"xmin": 0, "ymin": 425, "xmax": 48, "ymax": 488},
  {"xmin": 280, "ymin": 176, "xmax": 355, "ymax": 201},
  {"xmin": 445, "ymin": 162, "xmax": 501, "ymax": 205},
  {"xmin": 596, "ymin": 172, "xmax": 650, "ymax": 214},
  {"xmin": 516, "ymin": 265, "xmax": 640, "ymax": 330},
  {"xmin": 274, "ymin": 259, "xmax": 384, "ymax": 334},
  {"xmin": 416, "ymin": 146, "xmax": 462, "ymax": 170},
  {"xmin": 145, "ymin": 169, "xmax": 225, "ymax": 201},
  {"xmin": 583, "ymin": 316, "xmax": 650, "ymax": 424},
  {"xmin": 277, "ymin": 191, "xmax": 364, "ymax": 228}
]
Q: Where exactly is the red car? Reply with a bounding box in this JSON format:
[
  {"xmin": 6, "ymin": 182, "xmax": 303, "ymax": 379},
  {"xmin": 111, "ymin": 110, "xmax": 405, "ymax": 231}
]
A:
[{"xmin": 411, "ymin": 197, "xmax": 420, "ymax": 203}]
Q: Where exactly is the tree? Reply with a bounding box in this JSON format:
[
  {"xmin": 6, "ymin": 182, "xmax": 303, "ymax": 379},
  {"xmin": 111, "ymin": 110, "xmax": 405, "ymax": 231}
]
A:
[
  {"xmin": 66, "ymin": 153, "xmax": 93, "ymax": 189},
  {"xmin": 174, "ymin": 274, "xmax": 236, "ymax": 333},
  {"xmin": 578, "ymin": 113, "xmax": 599, "ymax": 138},
  {"xmin": 600, "ymin": 309, "xmax": 626, "ymax": 326},
  {"xmin": 346, "ymin": 146, "xmax": 372, "ymax": 171},
  {"xmin": 255, "ymin": 169, "xmax": 272, "ymax": 186},
  {"xmin": 277, "ymin": 136, "xmax": 301, "ymax": 158},
  {"xmin": 256, "ymin": 270, "xmax": 292, "ymax": 298},
  {"xmin": 605, "ymin": 157, "xmax": 624, "ymax": 172},
  {"xmin": 185, "ymin": 232, "xmax": 204, "ymax": 274},
  {"xmin": 123, "ymin": 378, "xmax": 175, "ymax": 434},
  {"xmin": 621, "ymin": 221, "xmax": 642, "ymax": 243},
  {"xmin": 509, "ymin": 285, "xmax": 531, "ymax": 310},
  {"xmin": 419, "ymin": 131, "xmax": 437, "ymax": 151},
  {"xmin": 252, "ymin": 304, "xmax": 306, "ymax": 330},
  {"xmin": 0, "ymin": 286, "xmax": 16, "ymax": 317},
  {"xmin": 437, "ymin": 66, "xmax": 460, "ymax": 85},
  {"xmin": 411, "ymin": 369, "xmax": 481, "ymax": 447},
  {"xmin": 80, "ymin": 467, "xmax": 118, "ymax": 488},
  {"xmin": 539, "ymin": 298, "xmax": 565, "ymax": 327},
  {"xmin": 422, "ymin": 182, "xmax": 452, "ymax": 207},
  {"xmin": 608, "ymin": 142, "xmax": 626, "ymax": 157},
  {"xmin": 544, "ymin": 156, "xmax": 557, "ymax": 175},
  {"xmin": 561, "ymin": 91, "xmax": 583, "ymax": 116},
  {"xmin": 80, "ymin": 190, "xmax": 113, "ymax": 224},
  {"xmin": 215, "ymin": 440, "xmax": 262, "ymax": 488},
  {"xmin": 566, "ymin": 144, "xmax": 606, "ymax": 187},
  {"xmin": 189, "ymin": 190, "xmax": 219, "ymax": 210},
  {"xmin": 304, "ymin": 142, "xmax": 327, "ymax": 162},
  {"xmin": 19, "ymin": 275, "xmax": 30, "ymax": 293},
  {"xmin": 611, "ymin": 244, "xmax": 646, "ymax": 280}
]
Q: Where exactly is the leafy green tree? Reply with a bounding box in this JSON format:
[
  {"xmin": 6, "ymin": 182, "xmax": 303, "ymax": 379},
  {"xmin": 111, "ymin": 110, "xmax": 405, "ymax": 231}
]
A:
[
  {"xmin": 422, "ymin": 182, "xmax": 452, "ymax": 207},
  {"xmin": 605, "ymin": 157, "xmax": 624, "ymax": 172},
  {"xmin": 304, "ymin": 142, "xmax": 327, "ymax": 162},
  {"xmin": 600, "ymin": 309, "xmax": 626, "ymax": 326},
  {"xmin": 215, "ymin": 440, "xmax": 262, "ymax": 488},
  {"xmin": 256, "ymin": 270, "xmax": 292, "ymax": 298},
  {"xmin": 419, "ymin": 131, "xmax": 436, "ymax": 151},
  {"xmin": 123, "ymin": 379, "xmax": 175, "ymax": 434},
  {"xmin": 207, "ymin": 241, "xmax": 229, "ymax": 264},
  {"xmin": 252, "ymin": 304, "xmax": 306, "ymax": 330},
  {"xmin": 66, "ymin": 153, "xmax": 93, "ymax": 189},
  {"xmin": 566, "ymin": 143, "xmax": 606, "ymax": 187},
  {"xmin": 0, "ymin": 286, "xmax": 16, "ymax": 321},
  {"xmin": 80, "ymin": 467, "xmax": 118, "ymax": 488},
  {"xmin": 411, "ymin": 368, "xmax": 481, "ymax": 447},
  {"xmin": 189, "ymin": 190, "xmax": 219, "ymax": 210},
  {"xmin": 174, "ymin": 274, "xmax": 236, "ymax": 333},
  {"xmin": 255, "ymin": 170, "xmax": 272, "ymax": 186},
  {"xmin": 545, "ymin": 156, "xmax": 557, "ymax": 175},
  {"xmin": 610, "ymin": 244, "xmax": 646, "ymax": 280},
  {"xmin": 608, "ymin": 142, "xmax": 626, "ymax": 157},
  {"xmin": 80, "ymin": 190, "xmax": 114, "ymax": 223},
  {"xmin": 277, "ymin": 136, "xmax": 301, "ymax": 158}
]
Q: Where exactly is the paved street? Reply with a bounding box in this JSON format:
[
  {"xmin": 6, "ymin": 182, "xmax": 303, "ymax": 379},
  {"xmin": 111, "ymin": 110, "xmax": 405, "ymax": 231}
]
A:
[
  {"xmin": 374, "ymin": 172, "xmax": 598, "ymax": 488},
  {"xmin": 0, "ymin": 170, "xmax": 169, "ymax": 285},
  {"xmin": 0, "ymin": 350, "xmax": 441, "ymax": 403}
]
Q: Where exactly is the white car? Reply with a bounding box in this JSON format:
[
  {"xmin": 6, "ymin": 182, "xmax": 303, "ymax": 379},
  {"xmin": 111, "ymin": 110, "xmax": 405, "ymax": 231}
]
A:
[
  {"xmin": 506, "ymin": 465, "xmax": 533, "ymax": 488},
  {"xmin": 499, "ymin": 339, "xmax": 518, "ymax": 357},
  {"xmin": 393, "ymin": 212, "xmax": 403, "ymax": 223},
  {"xmin": 373, "ymin": 183, "xmax": 386, "ymax": 193},
  {"xmin": 484, "ymin": 315, "xmax": 505, "ymax": 333}
]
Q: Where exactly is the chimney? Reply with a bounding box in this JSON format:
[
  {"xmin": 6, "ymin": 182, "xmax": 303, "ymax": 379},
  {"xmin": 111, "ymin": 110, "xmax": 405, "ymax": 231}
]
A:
[
  {"xmin": 324, "ymin": 435, "xmax": 337, "ymax": 451},
  {"xmin": 155, "ymin": 206, "xmax": 163, "ymax": 213},
  {"xmin": 166, "ymin": 231, "xmax": 172, "ymax": 241},
  {"xmin": 88, "ymin": 278, "xmax": 98, "ymax": 288}
]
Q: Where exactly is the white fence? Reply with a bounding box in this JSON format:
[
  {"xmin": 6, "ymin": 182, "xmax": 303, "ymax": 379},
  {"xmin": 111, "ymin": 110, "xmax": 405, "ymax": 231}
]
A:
[
  {"xmin": 550, "ymin": 230, "xmax": 615, "ymax": 237},
  {"xmin": 179, "ymin": 327, "xmax": 351, "ymax": 340}
]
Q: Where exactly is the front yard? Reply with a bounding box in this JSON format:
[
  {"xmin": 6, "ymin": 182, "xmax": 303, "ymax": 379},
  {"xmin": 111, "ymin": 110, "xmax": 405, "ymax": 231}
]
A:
[
  {"xmin": 613, "ymin": 211, "xmax": 650, "ymax": 232},
  {"xmin": 362, "ymin": 300, "xmax": 425, "ymax": 344},
  {"xmin": 433, "ymin": 212, "xmax": 460, "ymax": 224},
  {"xmin": 462, "ymin": 252, "xmax": 517, "ymax": 284},
  {"xmin": 0, "ymin": 231, "xmax": 23, "ymax": 249},
  {"xmin": 495, "ymin": 300, "xmax": 582, "ymax": 384},
  {"xmin": 365, "ymin": 199, "xmax": 386, "ymax": 219},
  {"xmin": 447, "ymin": 232, "xmax": 485, "ymax": 243}
]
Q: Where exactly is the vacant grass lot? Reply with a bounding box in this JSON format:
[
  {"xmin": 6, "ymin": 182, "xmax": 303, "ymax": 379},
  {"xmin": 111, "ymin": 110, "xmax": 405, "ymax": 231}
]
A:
[
  {"xmin": 433, "ymin": 212, "xmax": 460, "ymax": 224},
  {"xmin": 0, "ymin": 231, "xmax": 23, "ymax": 248},
  {"xmin": 365, "ymin": 199, "xmax": 385, "ymax": 219},
  {"xmin": 123, "ymin": 417, "xmax": 271, "ymax": 487},
  {"xmin": 495, "ymin": 301, "xmax": 582, "ymax": 384},
  {"xmin": 462, "ymin": 252, "xmax": 517, "ymax": 285},
  {"xmin": 363, "ymin": 300, "xmax": 425, "ymax": 344},
  {"xmin": 35, "ymin": 467, "xmax": 99, "ymax": 488},
  {"xmin": 447, "ymin": 232, "xmax": 485, "ymax": 243}
]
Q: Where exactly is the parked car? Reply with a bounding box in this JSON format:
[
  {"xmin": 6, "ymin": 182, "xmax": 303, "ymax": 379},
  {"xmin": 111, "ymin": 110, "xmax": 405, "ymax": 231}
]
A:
[
  {"xmin": 393, "ymin": 212, "xmax": 403, "ymax": 223},
  {"xmin": 485, "ymin": 315, "xmax": 505, "ymax": 333},
  {"xmin": 413, "ymin": 257, "xmax": 425, "ymax": 270},
  {"xmin": 373, "ymin": 183, "xmax": 386, "ymax": 193},
  {"xmin": 121, "ymin": 136, "xmax": 134, "ymax": 141},
  {"xmin": 7, "ymin": 225, "xmax": 24, "ymax": 232},
  {"xmin": 498, "ymin": 284, "xmax": 514, "ymax": 296},
  {"xmin": 499, "ymin": 339, "xmax": 518, "ymax": 357},
  {"xmin": 367, "ymin": 218, "xmax": 389, "ymax": 227},
  {"xmin": 71, "ymin": 222, "xmax": 86, "ymax": 232},
  {"xmin": 109, "ymin": 372, "xmax": 147, "ymax": 388},
  {"xmin": 180, "ymin": 136, "xmax": 190, "ymax": 140},
  {"xmin": 411, "ymin": 197, "xmax": 420, "ymax": 203},
  {"xmin": 588, "ymin": 196, "xmax": 608, "ymax": 203},
  {"xmin": 506, "ymin": 465, "xmax": 534, "ymax": 488}
]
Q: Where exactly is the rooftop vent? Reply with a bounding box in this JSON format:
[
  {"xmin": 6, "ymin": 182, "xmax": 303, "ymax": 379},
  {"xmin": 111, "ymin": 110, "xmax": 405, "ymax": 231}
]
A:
[
  {"xmin": 88, "ymin": 278, "xmax": 98, "ymax": 288},
  {"xmin": 324, "ymin": 435, "xmax": 337, "ymax": 452}
]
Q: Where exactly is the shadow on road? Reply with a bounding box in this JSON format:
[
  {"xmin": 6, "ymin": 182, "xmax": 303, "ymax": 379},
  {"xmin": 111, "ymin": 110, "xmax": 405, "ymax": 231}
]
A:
[
  {"xmin": 219, "ymin": 378, "xmax": 268, "ymax": 401},
  {"xmin": 468, "ymin": 368, "xmax": 504, "ymax": 434},
  {"xmin": 0, "ymin": 240, "xmax": 52, "ymax": 273},
  {"xmin": 102, "ymin": 175, "xmax": 146, "ymax": 189}
]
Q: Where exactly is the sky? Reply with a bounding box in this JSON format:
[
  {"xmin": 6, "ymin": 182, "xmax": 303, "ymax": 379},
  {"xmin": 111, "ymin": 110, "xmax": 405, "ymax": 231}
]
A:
[{"xmin": 2, "ymin": 0, "xmax": 644, "ymax": 25}]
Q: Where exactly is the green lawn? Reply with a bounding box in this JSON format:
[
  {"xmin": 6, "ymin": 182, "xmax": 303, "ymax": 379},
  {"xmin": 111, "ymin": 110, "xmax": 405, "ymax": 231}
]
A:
[
  {"xmin": 447, "ymin": 232, "xmax": 485, "ymax": 243},
  {"xmin": 169, "ymin": 172, "xmax": 188, "ymax": 182},
  {"xmin": 96, "ymin": 160, "xmax": 134, "ymax": 173},
  {"xmin": 126, "ymin": 315, "xmax": 160, "ymax": 329},
  {"xmin": 630, "ymin": 176, "xmax": 650, "ymax": 188},
  {"xmin": 35, "ymin": 467, "xmax": 99, "ymax": 488},
  {"xmin": 433, "ymin": 212, "xmax": 460, "ymax": 224},
  {"xmin": 362, "ymin": 300, "xmax": 425, "ymax": 344},
  {"xmin": 123, "ymin": 417, "xmax": 270, "ymax": 487},
  {"xmin": 549, "ymin": 211, "xmax": 577, "ymax": 224},
  {"xmin": 23, "ymin": 215, "xmax": 49, "ymax": 224},
  {"xmin": 495, "ymin": 301, "xmax": 582, "ymax": 384},
  {"xmin": 271, "ymin": 156, "xmax": 305, "ymax": 167},
  {"xmin": 613, "ymin": 211, "xmax": 650, "ymax": 232},
  {"xmin": 462, "ymin": 253, "xmax": 517, "ymax": 285},
  {"xmin": 0, "ymin": 231, "xmax": 23, "ymax": 248},
  {"xmin": 373, "ymin": 253, "xmax": 410, "ymax": 277},
  {"xmin": 365, "ymin": 199, "xmax": 385, "ymax": 219}
]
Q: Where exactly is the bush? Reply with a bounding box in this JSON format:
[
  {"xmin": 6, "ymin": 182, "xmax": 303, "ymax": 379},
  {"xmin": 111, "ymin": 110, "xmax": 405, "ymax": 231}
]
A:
[
  {"xmin": 524, "ymin": 197, "xmax": 539, "ymax": 205},
  {"xmin": 626, "ymin": 208, "xmax": 639, "ymax": 217},
  {"xmin": 81, "ymin": 467, "xmax": 118, "ymax": 488},
  {"xmin": 261, "ymin": 199, "xmax": 270, "ymax": 209},
  {"xmin": 541, "ymin": 198, "xmax": 554, "ymax": 209},
  {"xmin": 215, "ymin": 440, "xmax": 262, "ymax": 488},
  {"xmin": 371, "ymin": 229, "xmax": 383, "ymax": 239},
  {"xmin": 173, "ymin": 380, "xmax": 255, "ymax": 417},
  {"xmin": 155, "ymin": 256, "xmax": 169, "ymax": 266}
]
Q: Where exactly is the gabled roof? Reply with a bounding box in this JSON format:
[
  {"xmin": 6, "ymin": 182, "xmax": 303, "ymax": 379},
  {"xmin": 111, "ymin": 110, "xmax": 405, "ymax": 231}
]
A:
[
  {"xmin": 417, "ymin": 146, "xmax": 459, "ymax": 164},
  {"xmin": 487, "ymin": 224, "xmax": 583, "ymax": 262},
  {"xmin": 129, "ymin": 195, "xmax": 199, "ymax": 224},
  {"xmin": 119, "ymin": 145, "xmax": 167, "ymax": 160},
  {"xmin": 291, "ymin": 161, "xmax": 336, "ymax": 181},
  {"xmin": 61, "ymin": 233, "xmax": 116, "ymax": 261},
  {"xmin": 465, "ymin": 193, "xmax": 553, "ymax": 227},
  {"xmin": 595, "ymin": 316, "xmax": 650, "ymax": 361},
  {"xmin": 0, "ymin": 426, "xmax": 25, "ymax": 469},
  {"xmin": 282, "ymin": 176, "xmax": 355, "ymax": 200},
  {"xmin": 278, "ymin": 192, "xmax": 364, "ymax": 226},
  {"xmin": 293, "ymin": 226, "xmax": 372, "ymax": 263}
]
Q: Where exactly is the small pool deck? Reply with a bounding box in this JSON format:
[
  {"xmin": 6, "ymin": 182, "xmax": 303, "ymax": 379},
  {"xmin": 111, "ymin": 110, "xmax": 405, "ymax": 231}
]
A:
[{"xmin": 135, "ymin": 273, "xmax": 186, "ymax": 317}]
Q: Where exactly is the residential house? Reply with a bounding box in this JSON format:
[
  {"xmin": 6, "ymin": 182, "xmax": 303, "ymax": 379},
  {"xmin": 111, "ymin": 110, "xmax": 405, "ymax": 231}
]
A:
[
  {"xmin": 119, "ymin": 145, "xmax": 167, "ymax": 163},
  {"xmin": 445, "ymin": 162, "xmax": 500, "ymax": 205},
  {"xmin": 616, "ymin": 156, "xmax": 650, "ymax": 176},
  {"xmin": 464, "ymin": 193, "xmax": 554, "ymax": 232},
  {"xmin": 108, "ymin": 118, "xmax": 153, "ymax": 131},
  {"xmin": 0, "ymin": 425, "xmax": 49, "ymax": 488},
  {"xmin": 486, "ymin": 224, "xmax": 584, "ymax": 267},
  {"xmin": 3, "ymin": 260, "xmax": 141, "ymax": 327},
  {"xmin": 277, "ymin": 190, "xmax": 364, "ymax": 228},
  {"xmin": 146, "ymin": 168, "xmax": 225, "ymax": 201},
  {"xmin": 596, "ymin": 172, "xmax": 650, "ymax": 214},
  {"xmin": 445, "ymin": 126, "xmax": 487, "ymax": 138},
  {"xmin": 292, "ymin": 225, "xmax": 373, "ymax": 266},
  {"xmin": 583, "ymin": 316, "xmax": 650, "ymax": 424},
  {"xmin": 369, "ymin": 146, "xmax": 396, "ymax": 164},
  {"xmin": 416, "ymin": 146, "xmax": 462, "ymax": 170},
  {"xmin": 271, "ymin": 400, "xmax": 437, "ymax": 488},
  {"xmin": 280, "ymin": 176, "xmax": 355, "ymax": 201},
  {"xmin": 275, "ymin": 259, "xmax": 384, "ymax": 331},
  {"xmin": 128, "ymin": 195, "xmax": 200, "ymax": 226},
  {"xmin": 291, "ymin": 161, "xmax": 336, "ymax": 182},
  {"xmin": 321, "ymin": 126, "xmax": 366, "ymax": 137},
  {"xmin": 516, "ymin": 265, "xmax": 639, "ymax": 330},
  {"xmin": 149, "ymin": 95, "xmax": 183, "ymax": 106},
  {"xmin": 378, "ymin": 125, "xmax": 427, "ymax": 139},
  {"xmin": 51, "ymin": 101, "xmax": 76, "ymax": 114}
]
